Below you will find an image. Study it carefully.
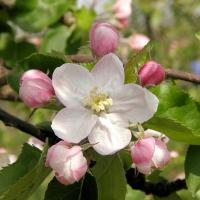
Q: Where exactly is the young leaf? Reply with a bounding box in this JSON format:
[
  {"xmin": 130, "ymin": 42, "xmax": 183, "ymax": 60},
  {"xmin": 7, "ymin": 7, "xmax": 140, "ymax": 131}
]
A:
[
  {"xmin": 0, "ymin": 144, "xmax": 40, "ymax": 194},
  {"xmin": 11, "ymin": 0, "xmax": 75, "ymax": 32},
  {"xmin": 0, "ymin": 142, "xmax": 51, "ymax": 200},
  {"xmin": 92, "ymin": 153, "xmax": 127, "ymax": 200},
  {"xmin": 44, "ymin": 173, "xmax": 97, "ymax": 200},
  {"xmin": 185, "ymin": 146, "xmax": 200, "ymax": 197},
  {"xmin": 8, "ymin": 52, "xmax": 67, "ymax": 92},
  {"xmin": 124, "ymin": 40, "xmax": 154, "ymax": 83},
  {"xmin": 40, "ymin": 25, "xmax": 75, "ymax": 53},
  {"xmin": 145, "ymin": 82, "xmax": 200, "ymax": 144}
]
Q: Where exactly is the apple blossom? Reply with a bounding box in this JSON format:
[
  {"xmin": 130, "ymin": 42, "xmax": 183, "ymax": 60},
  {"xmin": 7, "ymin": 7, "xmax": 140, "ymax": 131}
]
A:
[
  {"xmin": 45, "ymin": 141, "xmax": 87, "ymax": 185},
  {"xmin": 129, "ymin": 34, "xmax": 150, "ymax": 51},
  {"xmin": 139, "ymin": 60, "xmax": 165, "ymax": 87},
  {"xmin": 131, "ymin": 137, "xmax": 170, "ymax": 174},
  {"xmin": 113, "ymin": 0, "xmax": 132, "ymax": 20},
  {"xmin": 90, "ymin": 23, "xmax": 119, "ymax": 57},
  {"xmin": 19, "ymin": 69, "xmax": 54, "ymax": 108},
  {"xmin": 51, "ymin": 53, "xmax": 158, "ymax": 155}
]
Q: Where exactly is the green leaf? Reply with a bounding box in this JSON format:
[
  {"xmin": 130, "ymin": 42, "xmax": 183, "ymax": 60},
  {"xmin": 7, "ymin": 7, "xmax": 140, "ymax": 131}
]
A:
[
  {"xmin": 125, "ymin": 185, "xmax": 145, "ymax": 200},
  {"xmin": 40, "ymin": 25, "xmax": 75, "ymax": 53},
  {"xmin": 0, "ymin": 39, "xmax": 36, "ymax": 68},
  {"xmin": 145, "ymin": 82, "xmax": 200, "ymax": 144},
  {"xmin": 185, "ymin": 146, "xmax": 200, "ymax": 197},
  {"xmin": 0, "ymin": 142, "xmax": 51, "ymax": 200},
  {"xmin": 124, "ymin": 40, "xmax": 154, "ymax": 83},
  {"xmin": 8, "ymin": 52, "xmax": 67, "ymax": 92},
  {"xmin": 0, "ymin": 144, "xmax": 40, "ymax": 194},
  {"xmin": 74, "ymin": 8, "xmax": 96, "ymax": 31},
  {"xmin": 195, "ymin": 32, "xmax": 200, "ymax": 40},
  {"xmin": 92, "ymin": 153, "xmax": 127, "ymax": 200},
  {"xmin": 12, "ymin": 0, "xmax": 75, "ymax": 32},
  {"xmin": 144, "ymin": 117, "xmax": 200, "ymax": 145},
  {"xmin": 44, "ymin": 173, "xmax": 97, "ymax": 200}
]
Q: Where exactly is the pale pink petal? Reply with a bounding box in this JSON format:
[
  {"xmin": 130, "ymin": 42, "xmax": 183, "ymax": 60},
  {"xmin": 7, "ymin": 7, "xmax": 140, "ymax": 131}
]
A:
[
  {"xmin": 88, "ymin": 117, "xmax": 131, "ymax": 155},
  {"xmin": 131, "ymin": 137, "xmax": 155, "ymax": 164},
  {"xmin": 51, "ymin": 107, "xmax": 98, "ymax": 143},
  {"xmin": 152, "ymin": 139, "xmax": 170, "ymax": 168},
  {"xmin": 70, "ymin": 152, "xmax": 87, "ymax": 181},
  {"xmin": 110, "ymin": 84, "xmax": 158, "ymax": 123},
  {"xmin": 52, "ymin": 63, "xmax": 95, "ymax": 107},
  {"xmin": 91, "ymin": 53, "xmax": 124, "ymax": 92}
]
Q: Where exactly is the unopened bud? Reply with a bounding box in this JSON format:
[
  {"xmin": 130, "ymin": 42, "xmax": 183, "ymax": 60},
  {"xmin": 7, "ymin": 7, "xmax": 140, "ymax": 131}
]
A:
[
  {"xmin": 139, "ymin": 61, "xmax": 165, "ymax": 87},
  {"xmin": 45, "ymin": 141, "xmax": 88, "ymax": 185},
  {"xmin": 90, "ymin": 22, "xmax": 119, "ymax": 57},
  {"xmin": 19, "ymin": 70, "xmax": 54, "ymax": 108},
  {"xmin": 130, "ymin": 137, "xmax": 170, "ymax": 174},
  {"xmin": 129, "ymin": 34, "xmax": 150, "ymax": 51}
]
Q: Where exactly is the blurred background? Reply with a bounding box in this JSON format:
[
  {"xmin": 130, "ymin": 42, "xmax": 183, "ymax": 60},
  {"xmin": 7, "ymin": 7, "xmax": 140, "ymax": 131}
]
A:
[{"xmin": 0, "ymin": 0, "xmax": 200, "ymax": 199}]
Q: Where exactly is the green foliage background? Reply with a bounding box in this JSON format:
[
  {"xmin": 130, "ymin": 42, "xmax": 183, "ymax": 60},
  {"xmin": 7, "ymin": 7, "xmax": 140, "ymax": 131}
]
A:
[{"xmin": 0, "ymin": 0, "xmax": 200, "ymax": 199}]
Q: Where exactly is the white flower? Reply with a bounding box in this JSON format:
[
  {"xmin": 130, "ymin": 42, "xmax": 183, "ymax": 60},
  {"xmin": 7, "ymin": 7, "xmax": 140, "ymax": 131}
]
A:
[{"xmin": 51, "ymin": 53, "xmax": 158, "ymax": 155}]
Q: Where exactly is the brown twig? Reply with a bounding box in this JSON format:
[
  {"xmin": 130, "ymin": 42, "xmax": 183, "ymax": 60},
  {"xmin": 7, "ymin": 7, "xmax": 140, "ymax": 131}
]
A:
[
  {"xmin": 0, "ymin": 92, "xmax": 20, "ymax": 101},
  {"xmin": 1, "ymin": 55, "xmax": 200, "ymax": 87},
  {"xmin": 126, "ymin": 169, "xmax": 187, "ymax": 197},
  {"xmin": 67, "ymin": 55, "xmax": 200, "ymax": 84},
  {"xmin": 165, "ymin": 68, "xmax": 200, "ymax": 84}
]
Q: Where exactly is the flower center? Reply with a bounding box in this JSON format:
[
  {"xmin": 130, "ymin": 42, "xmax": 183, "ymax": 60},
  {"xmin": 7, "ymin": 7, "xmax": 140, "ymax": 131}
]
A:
[{"xmin": 83, "ymin": 87, "xmax": 113, "ymax": 113}]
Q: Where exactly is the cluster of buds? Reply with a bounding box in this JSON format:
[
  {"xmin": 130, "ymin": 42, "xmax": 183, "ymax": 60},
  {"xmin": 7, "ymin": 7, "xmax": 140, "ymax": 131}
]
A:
[
  {"xmin": 130, "ymin": 129, "xmax": 170, "ymax": 174},
  {"xmin": 45, "ymin": 141, "xmax": 87, "ymax": 185},
  {"xmin": 19, "ymin": 69, "xmax": 54, "ymax": 108}
]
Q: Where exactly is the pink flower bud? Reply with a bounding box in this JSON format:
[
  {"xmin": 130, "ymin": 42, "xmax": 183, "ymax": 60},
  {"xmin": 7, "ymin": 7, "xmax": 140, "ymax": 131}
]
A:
[
  {"xmin": 138, "ymin": 61, "xmax": 165, "ymax": 87},
  {"xmin": 129, "ymin": 34, "xmax": 150, "ymax": 51},
  {"xmin": 131, "ymin": 137, "xmax": 170, "ymax": 174},
  {"xmin": 20, "ymin": 69, "xmax": 52, "ymax": 85},
  {"xmin": 90, "ymin": 22, "xmax": 119, "ymax": 57},
  {"xmin": 113, "ymin": 0, "xmax": 132, "ymax": 20},
  {"xmin": 45, "ymin": 141, "xmax": 88, "ymax": 185},
  {"xmin": 19, "ymin": 70, "xmax": 54, "ymax": 108}
]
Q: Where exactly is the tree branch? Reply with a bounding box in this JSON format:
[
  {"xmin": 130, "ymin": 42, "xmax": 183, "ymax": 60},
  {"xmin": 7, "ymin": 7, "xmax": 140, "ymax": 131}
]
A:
[
  {"xmin": 0, "ymin": 107, "xmax": 59, "ymax": 144},
  {"xmin": 0, "ymin": 107, "xmax": 187, "ymax": 196},
  {"xmin": 126, "ymin": 168, "xmax": 187, "ymax": 197},
  {"xmin": 0, "ymin": 92, "xmax": 20, "ymax": 101},
  {"xmin": 69, "ymin": 55, "xmax": 200, "ymax": 84},
  {"xmin": 165, "ymin": 68, "xmax": 200, "ymax": 84}
]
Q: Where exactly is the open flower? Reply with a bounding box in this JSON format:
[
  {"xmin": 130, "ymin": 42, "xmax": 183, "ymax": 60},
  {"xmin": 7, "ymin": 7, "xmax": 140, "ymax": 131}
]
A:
[{"xmin": 51, "ymin": 53, "xmax": 158, "ymax": 155}]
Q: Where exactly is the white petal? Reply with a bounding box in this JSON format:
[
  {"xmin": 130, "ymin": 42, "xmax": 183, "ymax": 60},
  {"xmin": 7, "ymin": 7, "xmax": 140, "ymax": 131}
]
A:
[
  {"xmin": 91, "ymin": 53, "xmax": 124, "ymax": 92},
  {"xmin": 136, "ymin": 163, "xmax": 152, "ymax": 175},
  {"xmin": 52, "ymin": 63, "xmax": 95, "ymax": 107},
  {"xmin": 51, "ymin": 107, "xmax": 98, "ymax": 143},
  {"xmin": 110, "ymin": 84, "xmax": 158, "ymax": 123},
  {"xmin": 88, "ymin": 117, "xmax": 131, "ymax": 155}
]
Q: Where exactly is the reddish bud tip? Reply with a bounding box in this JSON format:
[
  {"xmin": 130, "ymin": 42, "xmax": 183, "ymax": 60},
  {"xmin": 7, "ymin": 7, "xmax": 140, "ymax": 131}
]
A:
[{"xmin": 139, "ymin": 60, "xmax": 165, "ymax": 87}]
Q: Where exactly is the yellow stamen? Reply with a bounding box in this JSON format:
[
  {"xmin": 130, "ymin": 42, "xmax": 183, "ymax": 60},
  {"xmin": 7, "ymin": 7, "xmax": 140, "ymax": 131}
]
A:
[{"xmin": 83, "ymin": 87, "xmax": 113, "ymax": 113}]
